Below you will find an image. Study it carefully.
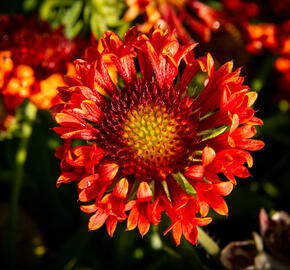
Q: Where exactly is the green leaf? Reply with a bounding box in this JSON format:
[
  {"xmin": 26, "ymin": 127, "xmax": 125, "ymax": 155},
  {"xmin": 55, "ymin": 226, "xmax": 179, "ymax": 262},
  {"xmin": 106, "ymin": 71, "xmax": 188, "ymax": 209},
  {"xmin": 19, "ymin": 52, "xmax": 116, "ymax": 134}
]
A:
[
  {"xmin": 61, "ymin": 1, "xmax": 83, "ymax": 27},
  {"xmin": 22, "ymin": 0, "xmax": 39, "ymax": 12},
  {"xmin": 90, "ymin": 13, "xmax": 107, "ymax": 38},
  {"xmin": 173, "ymin": 172, "xmax": 196, "ymax": 195},
  {"xmin": 65, "ymin": 20, "xmax": 84, "ymax": 38},
  {"xmin": 83, "ymin": 3, "xmax": 92, "ymax": 24},
  {"xmin": 116, "ymin": 21, "xmax": 131, "ymax": 38},
  {"xmin": 39, "ymin": 0, "xmax": 74, "ymax": 21},
  {"xmin": 197, "ymin": 125, "xmax": 228, "ymax": 141}
]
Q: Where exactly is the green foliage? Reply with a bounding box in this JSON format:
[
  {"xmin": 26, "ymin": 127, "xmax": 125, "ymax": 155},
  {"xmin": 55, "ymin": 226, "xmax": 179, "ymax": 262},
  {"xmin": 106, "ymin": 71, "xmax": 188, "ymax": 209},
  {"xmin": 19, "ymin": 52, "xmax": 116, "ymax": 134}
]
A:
[{"xmin": 23, "ymin": 0, "xmax": 130, "ymax": 38}]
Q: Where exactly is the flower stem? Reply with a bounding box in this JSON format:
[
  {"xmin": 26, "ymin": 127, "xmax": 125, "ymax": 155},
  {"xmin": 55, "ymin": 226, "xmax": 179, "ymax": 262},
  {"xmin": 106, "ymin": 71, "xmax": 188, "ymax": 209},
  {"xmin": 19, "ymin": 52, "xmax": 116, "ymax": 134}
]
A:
[
  {"xmin": 251, "ymin": 54, "xmax": 277, "ymax": 92},
  {"xmin": 197, "ymin": 226, "xmax": 220, "ymax": 257},
  {"xmin": 8, "ymin": 101, "xmax": 37, "ymax": 267}
]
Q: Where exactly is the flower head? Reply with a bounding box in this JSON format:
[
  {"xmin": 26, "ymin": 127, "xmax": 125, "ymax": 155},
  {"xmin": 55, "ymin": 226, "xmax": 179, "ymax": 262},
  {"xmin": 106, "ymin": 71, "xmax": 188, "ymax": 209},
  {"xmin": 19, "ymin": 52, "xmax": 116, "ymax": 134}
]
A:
[{"xmin": 53, "ymin": 27, "xmax": 264, "ymax": 245}]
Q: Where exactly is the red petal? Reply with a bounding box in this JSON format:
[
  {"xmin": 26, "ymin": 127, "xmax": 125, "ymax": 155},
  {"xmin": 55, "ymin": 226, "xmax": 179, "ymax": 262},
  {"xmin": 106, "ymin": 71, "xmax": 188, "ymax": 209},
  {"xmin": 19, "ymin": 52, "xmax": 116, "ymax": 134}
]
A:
[
  {"xmin": 178, "ymin": 61, "xmax": 200, "ymax": 92},
  {"xmin": 127, "ymin": 205, "xmax": 139, "ymax": 231},
  {"xmin": 182, "ymin": 221, "xmax": 198, "ymax": 245},
  {"xmin": 137, "ymin": 182, "xmax": 153, "ymax": 202},
  {"xmin": 172, "ymin": 222, "xmax": 182, "ymax": 246},
  {"xmin": 68, "ymin": 145, "xmax": 91, "ymax": 166},
  {"xmin": 63, "ymin": 75, "xmax": 83, "ymax": 87},
  {"xmin": 98, "ymin": 163, "xmax": 119, "ymax": 182},
  {"xmin": 78, "ymin": 186, "xmax": 99, "ymax": 202},
  {"xmin": 246, "ymin": 91, "xmax": 258, "ymax": 107},
  {"xmin": 229, "ymin": 114, "xmax": 240, "ymax": 135},
  {"xmin": 124, "ymin": 200, "xmax": 136, "ymax": 211},
  {"xmin": 80, "ymin": 203, "xmax": 98, "ymax": 213},
  {"xmin": 185, "ymin": 165, "xmax": 205, "ymax": 179},
  {"xmin": 78, "ymin": 174, "xmax": 98, "ymax": 189},
  {"xmin": 53, "ymin": 127, "xmax": 99, "ymax": 140},
  {"xmin": 202, "ymin": 146, "xmax": 216, "ymax": 166},
  {"xmin": 80, "ymin": 100, "xmax": 103, "ymax": 122},
  {"xmin": 106, "ymin": 215, "xmax": 118, "ymax": 237},
  {"xmin": 236, "ymin": 139, "xmax": 265, "ymax": 151},
  {"xmin": 193, "ymin": 217, "xmax": 212, "ymax": 226},
  {"xmin": 138, "ymin": 211, "xmax": 150, "ymax": 237},
  {"xmin": 210, "ymin": 195, "xmax": 229, "ymax": 216},
  {"xmin": 113, "ymin": 178, "xmax": 129, "ymax": 199},
  {"xmin": 233, "ymin": 165, "xmax": 251, "ymax": 178},
  {"xmin": 57, "ymin": 171, "xmax": 80, "ymax": 185},
  {"xmin": 247, "ymin": 116, "xmax": 263, "ymax": 125},
  {"xmin": 197, "ymin": 53, "xmax": 214, "ymax": 77},
  {"xmin": 55, "ymin": 113, "xmax": 83, "ymax": 127},
  {"xmin": 198, "ymin": 201, "xmax": 210, "ymax": 217},
  {"xmin": 212, "ymin": 182, "xmax": 233, "ymax": 196},
  {"xmin": 89, "ymin": 208, "xmax": 109, "ymax": 230},
  {"xmin": 232, "ymin": 125, "xmax": 256, "ymax": 139}
]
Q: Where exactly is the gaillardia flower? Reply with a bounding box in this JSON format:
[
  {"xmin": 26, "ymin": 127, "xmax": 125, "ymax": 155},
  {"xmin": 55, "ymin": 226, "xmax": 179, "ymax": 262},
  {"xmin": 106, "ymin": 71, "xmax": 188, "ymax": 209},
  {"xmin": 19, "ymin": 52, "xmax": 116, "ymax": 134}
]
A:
[{"xmin": 53, "ymin": 27, "xmax": 264, "ymax": 245}]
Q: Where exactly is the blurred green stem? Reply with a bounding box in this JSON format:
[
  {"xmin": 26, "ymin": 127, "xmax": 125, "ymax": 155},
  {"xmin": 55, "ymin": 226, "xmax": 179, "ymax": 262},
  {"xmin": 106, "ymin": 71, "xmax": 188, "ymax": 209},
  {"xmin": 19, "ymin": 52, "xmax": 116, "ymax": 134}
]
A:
[
  {"xmin": 197, "ymin": 226, "xmax": 220, "ymax": 257},
  {"xmin": 8, "ymin": 101, "xmax": 37, "ymax": 268},
  {"xmin": 251, "ymin": 54, "xmax": 277, "ymax": 92}
]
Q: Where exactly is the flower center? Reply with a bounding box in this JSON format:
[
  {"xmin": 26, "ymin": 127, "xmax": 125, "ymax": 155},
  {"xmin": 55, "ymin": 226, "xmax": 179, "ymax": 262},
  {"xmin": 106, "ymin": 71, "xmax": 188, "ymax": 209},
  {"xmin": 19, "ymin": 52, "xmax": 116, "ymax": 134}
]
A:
[
  {"xmin": 121, "ymin": 104, "xmax": 189, "ymax": 180},
  {"xmin": 98, "ymin": 81, "xmax": 198, "ymax": 181},
  {"xmin": 123, "ymin": 105, "xmax": 179, "ymax": 159}
]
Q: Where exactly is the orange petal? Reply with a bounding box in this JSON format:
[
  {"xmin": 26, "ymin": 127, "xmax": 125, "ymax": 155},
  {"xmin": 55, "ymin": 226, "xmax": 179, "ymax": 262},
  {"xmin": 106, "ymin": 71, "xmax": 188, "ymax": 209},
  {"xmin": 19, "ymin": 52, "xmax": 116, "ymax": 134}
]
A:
[
  {"xmin": 202, "ymin": 146, "xmax": 216, "ymax": 166},
  {"xmin": 182, "ymin": 221, "xmax": 198, "ymax": 245},
  {"xmin": 213, "ymin": 182, "xmax": 233, "ymax": 196},
  {"xmin": 106, "ymin": 216, "xmax": 118, "ymax": 237},
  {"xmin": 80, "ymin": 203, "xmax": 98, "ymax": 213},
  {"xmin": 127, "ymin": 205, "xmax": 139, "ymax": 231},
  {"xmin": 113, "ymin": 178, "xmax": 129, "ymax": 199},
  {"xmin": 98, "ymin": 163, "xmax": 119, "ymax": 182},
  {"xmin": 172, "ymin": 222, "xmax": 182, "ymax": 246},
  {"xmin": 199, "ymin": 201, "xmax": 210, "ymax": 217},
  {"xmin": 185, "ymin": 165, "xmax": 205, "ymax": 179},
  {"xmin": 210, "ymin": 195, "xmax": 228, "ymax": 216},
  {"xmin": 138, "ymin": 213, "xmax": 150, "ymax": 237},
  {"xmin": 78, "ymin": 174, "xmax": 98, "ymax": 189},
  {"xmin": 229, "ymin": 114, "xmax": 240, "ymax": 135},
  {"xmin": 137, "ymin": 182, "xmax": 153, "ymax": 202},
  {"xmin": 193, "ymin": 217, "xmax": 212, "ymax": 226},
  {"xmin": 88, "ymin": 208, "xmax": 109, "ymax": 230}
]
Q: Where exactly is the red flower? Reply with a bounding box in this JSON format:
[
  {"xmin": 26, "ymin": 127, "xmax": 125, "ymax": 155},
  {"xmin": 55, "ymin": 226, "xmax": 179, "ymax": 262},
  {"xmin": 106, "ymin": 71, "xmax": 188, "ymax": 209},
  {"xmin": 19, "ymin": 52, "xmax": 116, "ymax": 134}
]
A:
[
  {"xmin": 124, "ymin": 0, "xmax": 221, "ymax": 44},
  {"xmin": 0, "ymin": 14, "xmax": 86, "ymax": 111},
  {"xmin": 53, "ymin": 27, "xmax": 263, "ymax": 244}
]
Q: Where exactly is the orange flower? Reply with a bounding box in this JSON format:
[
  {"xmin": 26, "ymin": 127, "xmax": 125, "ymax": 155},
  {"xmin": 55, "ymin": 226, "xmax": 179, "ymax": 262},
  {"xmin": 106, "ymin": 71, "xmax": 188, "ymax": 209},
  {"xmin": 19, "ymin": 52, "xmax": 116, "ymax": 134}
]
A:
[
  {"xmin": 0, "ymin": 14, "xmax": 86, "ymax": 112},
  {"xmin": 124, "ymin": 0, "xmax": 221, "ymax": 44},
  {"xmin": 245, "ymin": 23, "xmax": 278, "ymax": 54},
  {"xmin": 29, "ymin": 74, "xmax": 64, "ymax": 109},
  {"xmin": 0, "ymin": 51, "xmax": 14, "ymax": 88},
  {"xmin": 53, "ymin": 27, "xmax": 263, "ymax": 244}
]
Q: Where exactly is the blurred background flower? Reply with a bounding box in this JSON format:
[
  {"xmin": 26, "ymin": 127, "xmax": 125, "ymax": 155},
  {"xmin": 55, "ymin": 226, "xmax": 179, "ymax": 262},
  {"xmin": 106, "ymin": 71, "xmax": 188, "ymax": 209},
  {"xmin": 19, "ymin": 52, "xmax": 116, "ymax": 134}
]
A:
[
  {"xmin": 0, "ymin": 14, "xmax": 86, "ymax": 138},
  {"xmin": 220, "ymin": 208, "xmax": 290, "ymax": 270}
]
